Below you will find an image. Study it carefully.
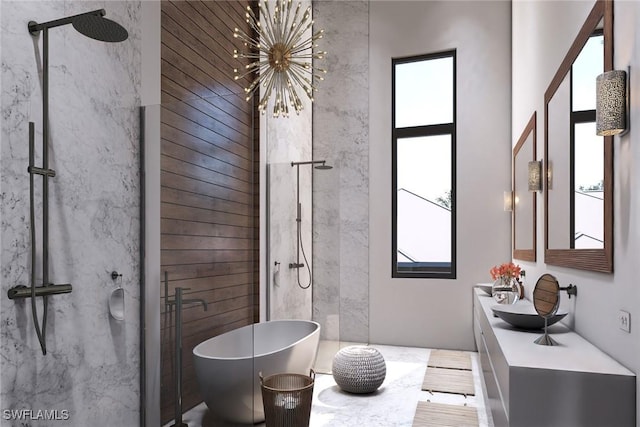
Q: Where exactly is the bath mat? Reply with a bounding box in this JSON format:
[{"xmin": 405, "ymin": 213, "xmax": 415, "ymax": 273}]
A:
[
  {"xmin": 427, "ymin": 350, "xmax": 472, "ymax": 371},
  {"xmin": 421, "ymin": 367, "xmax": 475, "ymax": 396},
  {"xmin": 412, "ymin": 401, "xmax": 479, "ymax": 427}
]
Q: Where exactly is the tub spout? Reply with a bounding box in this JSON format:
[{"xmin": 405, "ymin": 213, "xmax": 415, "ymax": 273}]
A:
[{"xmin": 183, "ymin": 298, "xmax": 207, "ymax": 311}]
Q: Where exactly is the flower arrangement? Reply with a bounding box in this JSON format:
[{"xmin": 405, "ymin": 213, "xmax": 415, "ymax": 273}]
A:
[{"xmin": 490, "ymin": 262, "xmax": 521, "ymax": 282}]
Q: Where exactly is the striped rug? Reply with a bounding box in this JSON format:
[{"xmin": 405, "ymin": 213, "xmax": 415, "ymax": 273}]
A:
[{"xmin": 412, "ymin": 401, "xmax": 479, "ymax": 427}]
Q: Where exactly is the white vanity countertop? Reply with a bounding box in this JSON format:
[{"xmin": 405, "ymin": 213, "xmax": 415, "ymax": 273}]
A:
[{"xmin": 474, "ymin": 287, "xmax": 634, "ymax": 377}]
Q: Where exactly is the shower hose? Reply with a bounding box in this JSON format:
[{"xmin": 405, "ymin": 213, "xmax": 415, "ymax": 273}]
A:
[
  {"xmin": 29, "ymin": 124, "xmax": 48, "ymax": 355},
  {"xmin": 296, "ymin": 223, "xmax": 312, "ymax": 290}
]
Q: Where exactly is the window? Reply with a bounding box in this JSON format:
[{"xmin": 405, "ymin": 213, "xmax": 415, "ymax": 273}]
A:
[
  {"xmin": 570, "ymin": 31, "xmax": 603, "ymax": 249},
  {"xmin": 392, "ymin": 51, "xmax": 456, "ymax": 278}
]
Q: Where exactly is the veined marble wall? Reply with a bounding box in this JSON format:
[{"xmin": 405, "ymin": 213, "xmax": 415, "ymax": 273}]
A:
[
  {"xmin": 0, "ymin": 1, "xmax": 141, "ymax": 426},
  {"xmin": 263, "ymin": 0, "xmax": 313, "ymax": 321},
  {"xmin": 313, "ymin": 0, "xmax": 369, "ymax": 342},
  {"xmin": 267, "ymin": 160, "xmax": 313, "ymax": 321}
]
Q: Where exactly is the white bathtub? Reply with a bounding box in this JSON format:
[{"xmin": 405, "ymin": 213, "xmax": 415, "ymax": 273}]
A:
[{"xmin": 193, "ymin": 319, "xmax": 320, "ymax": 424}]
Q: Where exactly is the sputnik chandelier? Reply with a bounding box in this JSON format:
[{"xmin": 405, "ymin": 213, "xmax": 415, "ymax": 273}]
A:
[{"xmin": 233, "ymin": 0, "xmax": 327, "ymax": 118}]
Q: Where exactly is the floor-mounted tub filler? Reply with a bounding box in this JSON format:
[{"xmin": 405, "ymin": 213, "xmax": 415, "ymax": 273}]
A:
[{"xmin": 193, "ymin": 319, "xmax": 320, "ymax": 424}]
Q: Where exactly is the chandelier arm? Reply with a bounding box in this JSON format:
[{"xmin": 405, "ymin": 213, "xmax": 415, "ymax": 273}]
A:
[
  {"xmin": 288, "ymin": 67, "xmax": 315, "ymax": 98},
  {"xmin": 234, "ymin": 29, "xmax": 262, "ymax": 50},
  {"xmin": 282, "ymin": 2, "xmax": 304, "ymax": 48},
  {"xmin": 260, "ymin": 1, "xmax": 280, "ymax": 47},
  {"xmin": 281, "ymin": 0, "xmax": 295, "ymax": 43},
  {"xmin": 284, "ymin": 8, "xmax": 312, "ymax": 49},
  {"xmin": 289, "ymin": 30, "xmax": 324, "ymax": 55}
]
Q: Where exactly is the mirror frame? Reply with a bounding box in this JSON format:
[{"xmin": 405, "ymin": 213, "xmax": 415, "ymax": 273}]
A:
[
  {"xmin": 544, "ymin": 0, "xmax": 613, "ymax": 273},
  {"xmin": 513, "ymin": 112, "xmax": 537, "ymax": 261}
]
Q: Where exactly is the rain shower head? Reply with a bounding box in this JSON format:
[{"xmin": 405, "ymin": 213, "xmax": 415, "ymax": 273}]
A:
[
  {"xmin": 28, "ymin": 9, "xmax": 128, "ymax": 43},
  {"xmin": 72, "ymin": 15, "xmax": 128, "ymax": 43},
  {"xmin": 314, "ymin": 163, "xmax": 333, "ymax": 170}
]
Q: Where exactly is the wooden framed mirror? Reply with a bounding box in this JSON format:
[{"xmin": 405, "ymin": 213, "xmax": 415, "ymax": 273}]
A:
[
  {"xmin": 513, "ymin": 112, "xmax": 537, "ymax": 261},
  {"xmin": 544, "ymin": 0, "xmax": 613, "ymax": 272}
]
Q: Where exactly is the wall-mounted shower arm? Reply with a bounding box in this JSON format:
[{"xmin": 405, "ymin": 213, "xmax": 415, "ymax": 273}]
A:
[
  {"xmin": 28, "ymin": 9, "xmax": 105, "ymax": 34},
  {"xmin": 291, "ymin": 160, "xmax": 327, "ymax": 167}
]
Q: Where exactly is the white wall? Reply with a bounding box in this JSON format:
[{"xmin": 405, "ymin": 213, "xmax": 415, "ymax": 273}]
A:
[
  {"xmin": 513, "ymin": 0, "xmax": 640, "ymax": 421},
  {"xmin": 369, "ymin": 1, "xmax": 512, "ymax": 350},
  {"xmin": 0, "ymin": 1, "xmax": 141, "ymax": 425}
]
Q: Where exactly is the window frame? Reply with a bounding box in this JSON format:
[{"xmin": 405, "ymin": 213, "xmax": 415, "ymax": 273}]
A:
[
  {"xmin": 391, "ymin": 50, "xmax": 457, "ymax": 279},
  {"xmin": 569, "ymin": 29, "xmax": 602, "ymax": 249}
]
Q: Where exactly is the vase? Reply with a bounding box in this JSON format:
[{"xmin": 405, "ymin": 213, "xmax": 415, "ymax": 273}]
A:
[{"xmin": 492, "ymin": 277, "xmax": 520, "ymax": 304}]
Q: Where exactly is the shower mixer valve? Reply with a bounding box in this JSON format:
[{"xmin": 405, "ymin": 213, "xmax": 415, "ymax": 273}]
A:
[{"xmin": 289, "ymin": 262, "xmax": 305, "ymax": 269}]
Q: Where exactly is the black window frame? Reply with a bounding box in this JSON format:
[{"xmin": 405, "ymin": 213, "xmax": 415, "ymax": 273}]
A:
[
  {"xmin": 569, "ymin": 30, "xmax": 602, "ymax": 248},
  {"xmin": 391, "ymin": 50, "xmax": 457, "ymax": 279}
]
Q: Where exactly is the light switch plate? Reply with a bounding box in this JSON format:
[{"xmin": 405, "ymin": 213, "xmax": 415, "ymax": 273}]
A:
[{"xmin": 618, "ymin": 310, "xmax": 631, "ymax": 333}]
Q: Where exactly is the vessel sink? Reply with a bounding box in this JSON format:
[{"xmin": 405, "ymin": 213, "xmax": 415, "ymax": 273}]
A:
[
  {"xmin": 491, "ymin": 302, "xmax": 567, "ymax": 330},
  {"xmin": 476, "ymin": 284, "xmax": 493, "ymax": 296}
]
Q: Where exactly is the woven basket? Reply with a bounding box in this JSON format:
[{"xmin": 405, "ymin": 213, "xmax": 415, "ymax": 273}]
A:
[
  {"xmin": 332, "ymin": 346, "xmax": 386, "ymax": 393},
  {"xmin": 260, "ymin": 370, "xmax": 315, "ymax": 427}
]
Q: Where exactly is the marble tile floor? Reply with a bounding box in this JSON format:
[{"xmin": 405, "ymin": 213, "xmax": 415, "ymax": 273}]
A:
[{"xmin": 169, "ymin": 344, "xmax": 492, "ymax": 427}]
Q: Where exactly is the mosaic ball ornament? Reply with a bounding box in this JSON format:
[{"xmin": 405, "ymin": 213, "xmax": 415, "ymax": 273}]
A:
[{"xmin": 332, "ymin": 346, "xmax": 386, "ymax": 394}]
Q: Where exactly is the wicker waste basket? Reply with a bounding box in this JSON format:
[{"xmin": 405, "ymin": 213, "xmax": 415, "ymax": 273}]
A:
[{"xmin": 260, "ymin": 370, "xmax": 315, "ymax": 427}]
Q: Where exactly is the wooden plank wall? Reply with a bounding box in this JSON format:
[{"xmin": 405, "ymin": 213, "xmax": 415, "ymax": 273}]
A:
[{"xmin": 159, "ymin": 1, "xmax": 258, "ymax": 423}]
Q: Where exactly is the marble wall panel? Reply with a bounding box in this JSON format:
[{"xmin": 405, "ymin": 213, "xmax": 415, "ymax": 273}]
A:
[
  {"xmin": 0, "ymin": 1, "xmax": 141, "ymax": 425},
  {"xmin": 263, "ymin": 27, "xmax": 314, "ymax": 320},
  {"xmin": 313, "ymin": 0, "xmax": 370, "ymax": 342}
]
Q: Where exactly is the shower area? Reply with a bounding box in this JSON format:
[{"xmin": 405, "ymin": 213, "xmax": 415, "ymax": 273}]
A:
[
  {"xmin": 264, "ymin": 112, "xmax": 369, "ymax": 374},
  {"xmin": 267, "ymin": 159, "xmax": 344, "ymax": 372},
  {"xmin": 141, "ymin": 0, "xmax": 370, "ymax": 424}
]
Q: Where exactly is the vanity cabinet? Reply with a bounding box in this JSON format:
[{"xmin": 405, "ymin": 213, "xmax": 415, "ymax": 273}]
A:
[{"xmin": 473, "ymin": 288, "xmax": 635, "ymax": 427}]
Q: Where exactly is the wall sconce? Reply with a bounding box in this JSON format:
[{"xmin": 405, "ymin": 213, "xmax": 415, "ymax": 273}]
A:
[
  {"xmin": 528, "ymin": 160, "xmax": 542, "ymax": 192},
  {"xmin": 503, "ymin": 191, "xmax": 514, "ymax": 212},
  {"xmin": 596, "ymin": 69, "xmax": 628, "ymax": 136}
]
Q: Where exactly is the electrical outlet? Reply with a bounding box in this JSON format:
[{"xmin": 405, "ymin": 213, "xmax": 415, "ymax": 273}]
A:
[{"xmin": 618, "ymin": 310, "xmax": 631, "ymax": 333}]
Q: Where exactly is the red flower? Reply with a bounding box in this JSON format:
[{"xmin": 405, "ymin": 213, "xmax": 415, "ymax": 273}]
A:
[{"xmin": 489, "ymin": 262, "xmax": 521, "ymax": 281}]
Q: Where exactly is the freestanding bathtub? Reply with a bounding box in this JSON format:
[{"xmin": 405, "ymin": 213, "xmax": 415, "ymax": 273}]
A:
[{"xmin": 193, "ymin": 319, "xmax": 320, "ymax": 424}]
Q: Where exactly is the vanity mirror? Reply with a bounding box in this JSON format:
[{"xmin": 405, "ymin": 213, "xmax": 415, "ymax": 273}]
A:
[
  {"xmin": 513, "ymin": 113, "xmax": 537, "ymax": 261},
  {"xmin": 544, "ymin": 0, "xmax": 613, "ymax": 272},
  {"xmin": 533, "ymin": 273, "xmax": 561, "ymax": 346}
]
